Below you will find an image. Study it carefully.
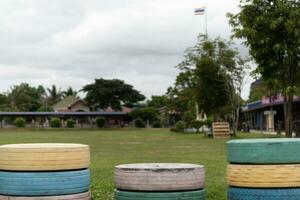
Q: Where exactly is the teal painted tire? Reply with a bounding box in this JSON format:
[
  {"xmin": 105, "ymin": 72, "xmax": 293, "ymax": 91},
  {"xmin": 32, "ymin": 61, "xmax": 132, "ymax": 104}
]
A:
[
  {"xmin": 227, "ymin": 138, "xmax": 300, "ymax": 164},
  {"xmin": 0, "ymin": 191, "xmax": 91, "ymax": 199},
  {"xmin": 114, "ymin": 189, "xmax": 205, "ymax": 200},
  {"xmin": 0, "ymin": 169, "xmax": 89, "ymax": 196},
  {"xmin": 228, "ymin": 187, "xmax": 300, "ymax": 200}
]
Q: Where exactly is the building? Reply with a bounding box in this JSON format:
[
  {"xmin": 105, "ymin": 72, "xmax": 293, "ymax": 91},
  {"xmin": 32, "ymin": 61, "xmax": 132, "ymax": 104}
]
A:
[
  {"xmin": 0, "ymin": 96, "xmax": 133, "ymax": 128},
  {"xmin": 243, "ymin": 95, "xmax": 300, "ymax": 132},
  {"xmin": 52, "ymin": 96, "xmax": 90, "ymax": 112}
]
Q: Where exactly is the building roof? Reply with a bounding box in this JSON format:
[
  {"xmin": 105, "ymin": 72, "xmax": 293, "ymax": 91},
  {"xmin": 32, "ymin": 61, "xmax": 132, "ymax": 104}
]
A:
[
  {"xmin": 52, "ymin": 96, "xmax": 87, "ymax": 109},
  {"xmin": 0, "ymin": 112, "xmax": 128, "ymax": 117},
  {"xmin": 103, "ymin": 106, "xmax": 132, "ymax": 113}
]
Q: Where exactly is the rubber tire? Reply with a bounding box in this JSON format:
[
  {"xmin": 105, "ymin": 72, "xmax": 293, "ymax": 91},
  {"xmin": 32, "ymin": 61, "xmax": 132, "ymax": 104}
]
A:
[
  {"xmin": 227, "ymin": 138, "xmax": 300, "ymax": 164},
  {"xmin": 114, "ymin": 163, "xmax": 205, "ymax": 191},
  {"xmin": 228, "ymin": 164, "xmax": 300, "ymax": 188},
  {"xmin": 0, "ymin": 191, "xmax": 91, "ymax": 200},
  {"xmin": 114, "ymin": 189, "xmax": 205, "ymax": 200},
  {"xmin": 228, "ymin": 187, "xmax": 300, "ymax": 200},
  {"xmin": 0, "ymin": 169, "xmax": 90, "ymax": 196},
  {"xmin": 0, "ymin": 143, "xmax": 90, "ymax": 171}
]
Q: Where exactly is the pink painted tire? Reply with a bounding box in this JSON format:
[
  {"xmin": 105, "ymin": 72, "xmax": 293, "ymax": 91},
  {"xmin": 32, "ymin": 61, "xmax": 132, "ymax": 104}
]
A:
[
  {"xmin": 114, "ymin": 163, "xmax": 205, "ymax": 191},
  {"xmin": 0, "ymin": 191, "xmax": 90, "ymax": 200}
]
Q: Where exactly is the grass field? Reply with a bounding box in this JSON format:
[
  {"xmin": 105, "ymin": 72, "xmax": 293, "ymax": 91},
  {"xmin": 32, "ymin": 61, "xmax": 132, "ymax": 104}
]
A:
[{"xmin": 0, "ymin": 128, "xmax": 280, "ymax": 200}]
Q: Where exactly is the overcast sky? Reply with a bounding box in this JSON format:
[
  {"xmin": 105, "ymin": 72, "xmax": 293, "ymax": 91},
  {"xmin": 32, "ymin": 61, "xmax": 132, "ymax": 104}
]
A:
[{"xmin": 0, "ymin": 0, "xmax": 254, "ymax": 99}]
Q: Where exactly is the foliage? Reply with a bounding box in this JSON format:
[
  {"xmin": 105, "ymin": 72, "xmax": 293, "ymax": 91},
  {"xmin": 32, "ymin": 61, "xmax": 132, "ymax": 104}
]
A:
[
  {"xmin": 82, "ymin": 78, "xmax": 145, "ymax": 111},
  {"xmin": 130, "ymin": 107, "xmax": 159, "ymax": 123},
  {"xmin": 47, "ymin": 85, "xmax": 63, "ymax": 106},
  {"xmin": 228, "ymin": 0, "xmax": 300, "ymax": 136},
  {"xmin": 134, "ymin": 117, "xmax": 146, "ymax": 128},
  {"xmin": 172, "ymin": 35, "xmax": 248, "ymax": 122},
  {"xmin": 37, "ymin": 106, "xmax": 54, "ymax": 112},
  {"xmin": 14, "ymin": 117, "xmax": 26, "ymax": 128},
  {"xmin": 63, "ymin": 87, "xmax": 78, "ymax": 97},
  {"xmin": 7, "ymin": 83, "xmax": 45, "ymax": 111},
  {"xmin": 50, "ymin": 118, "xmax": 61, "ymax": 128},
  {"xmin": 96, "ymin": 117, "xmax": 106, "ymax": 128},
  {"xmin": 152, "ymin": 121, "xmax": 162, "ymax": 128},
  {"xmin": 182, "ymin": 111, "xmax": 196, "ymax": 128},
  {"xmin": 147, "ymin": 95, "xmax": 169, "ymax": 109},
  {"xmin": 172, "ymin": 121, "xmax": 186, "ymax": 132},
  {"xmin": 191, "ymin": 120, "xmax": 206, "ymax": 133},
  {"xmin": 66, "ymin": 119, "xmax": 75, "ymax": 128},
  {"xmin": 0, "ymin": 94, "xmax": 10, "ymax": 111}
]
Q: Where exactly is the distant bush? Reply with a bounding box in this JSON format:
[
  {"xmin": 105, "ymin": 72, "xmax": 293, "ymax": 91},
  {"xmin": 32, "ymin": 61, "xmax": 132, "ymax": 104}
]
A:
[
  {"xmin": 96, "ymin": 117, "xmax": 106, "ymax": 128},
  {"xmin": 135, "ymin": 117, "xmax": 146, "ymax": 128},
  {"xmin": 172, "ymin": 121, "xmax": 185, "ymax": 132},
  {"xmin": 192, "ymin": 120, "xmax": 206, "ymax": 133},
  {"xmin": 66, "ymin": 119, "xmax": 75, "ymax": 128},
  {"xmin": 152, "ymin": 121, "xmax": 162, "ymax": 128},
  {"xmin": 50, "ymin": 117, "xmax": 61, "ymax": 128},
  {"xmin": 14, "ymin": 117, "xmax": 26, "ymax": 128}
]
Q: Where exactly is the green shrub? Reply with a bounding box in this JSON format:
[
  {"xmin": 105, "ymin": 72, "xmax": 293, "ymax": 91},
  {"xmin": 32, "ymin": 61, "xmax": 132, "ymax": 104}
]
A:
[
  {"xmin": 173, "ymin": 121, "xmax": 185, "ymax": 132},
  {"xmin": 152, "ymin": 121, "xmax": 162, "ymax": 128},
  {"xmin": 96, "ymin": 116, "xmax": 106, "ymax": 128},
  {"xmin": 50, "ymin": 117, "xmax": 61, "ymax": 128},
  {"xmin": 192, "ymin": 120, "xmax": 206, "ymax": 133},
  {"xmin": 14, "ymin": 117, "xmax": 26, "ymax": 128},
  {"xmin": 135, "ymin": 117, "xmax": 146, "ymax": 128},
  {"xmin": 66, "ymin": 118, "xmax": 75, "ymax": 128}
]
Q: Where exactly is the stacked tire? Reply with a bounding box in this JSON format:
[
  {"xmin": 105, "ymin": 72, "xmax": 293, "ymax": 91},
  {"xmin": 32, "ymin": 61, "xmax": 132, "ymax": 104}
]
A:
[
  {"xmin": 114, "ymin": 163, "xmax": 205, "ymax": 200},
  {"xmin": 227, "ymin": 138, "xmax": 300, "ymax": 200},
  {"xmin": 0, "ymin": 143, "xmax": 90, "ymax": 200}
]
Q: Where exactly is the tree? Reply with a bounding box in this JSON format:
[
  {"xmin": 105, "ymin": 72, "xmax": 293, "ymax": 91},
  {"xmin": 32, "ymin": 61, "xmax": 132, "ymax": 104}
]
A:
[
  {"xmin": 228, "ymin": 0, "xmax": 300, "ymax": 137},
  {"xmin": 130, "ymin": 107, "xmax": 160, "ymax": 123},
  {"xmin": 82, "ymin": 78, "xmax": 145, "ymax": 110},
  {"xmin": 63, "ymin": 87, "xmax": 78, "ymax": 97},
  {"xmin": 47, "ymin": 85, "xmax": 63, "ymax": 105},
  {"xmin": 7, "ymin": 83, "xmax": 45, "ymax": 111},
  {"xmin": 0, "ymin": 94, "xmax": 9, "ymax": 111},
  {"xmin": 176, "ymin": 35, "xmax": 248, "ymax": 123},
  {"xmin": 147, "ymin": 95, "xmax": 168, "ymax": 109}
]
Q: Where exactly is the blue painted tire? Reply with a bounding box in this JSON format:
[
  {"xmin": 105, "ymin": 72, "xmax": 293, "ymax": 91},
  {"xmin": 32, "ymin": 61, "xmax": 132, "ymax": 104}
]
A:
[
  {"xmin": 228, "ymin": 187, "xmax": 300, "ymax": 200},
  {"xmin": 0, "ymin": 169, "xmax": 89, "ymax": 196},
  {"xmin": 114, "ymin": 189, "xmax": 205, "ymax": 200},
  {"xmin": 227, "ymin": 138, "xmax": 300, "ymax": 164}
]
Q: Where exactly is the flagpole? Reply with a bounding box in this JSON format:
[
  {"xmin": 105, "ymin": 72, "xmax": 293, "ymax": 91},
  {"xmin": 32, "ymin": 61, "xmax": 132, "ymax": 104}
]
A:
[{"xmin": 205, "ymin": 6, "xmax": 208, "ymax": 38}]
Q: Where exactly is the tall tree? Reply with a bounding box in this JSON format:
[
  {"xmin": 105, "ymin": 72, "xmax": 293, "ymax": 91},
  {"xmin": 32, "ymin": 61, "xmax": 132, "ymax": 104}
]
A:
[
  {"xmin": 176, "ymin": 35, "xmax": 248, "ymax": 122},
  {"xmin": 82, "ymin": 78, "xmax": 145, "ymax": 110},
  {"xmin": 8, "ymin": 83, "xmax": 44, "ymax": 111},
  {"xmin": 228, "ymin": 0, "xmax": 300, "ymax": 137},
  {"xmin": 147, "ymin": 95, "xmax": 168, "ymax": 109},
  {"xmin": 63, "ymin": 87, "xmax": 78, "ymax": 97},
  {"xmin": 47, "ymin": 85, "xmax": 63, "ymax": 105}
]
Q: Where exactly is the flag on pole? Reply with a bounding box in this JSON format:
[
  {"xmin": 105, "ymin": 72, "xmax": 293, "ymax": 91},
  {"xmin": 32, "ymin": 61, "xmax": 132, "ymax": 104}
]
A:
[{"xmin": 194, "ymin": 7, "xmax": 205, "ymax": 15}]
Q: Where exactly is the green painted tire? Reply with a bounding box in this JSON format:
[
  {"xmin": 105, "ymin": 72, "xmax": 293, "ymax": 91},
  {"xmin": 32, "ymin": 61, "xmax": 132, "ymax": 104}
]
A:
[
  {"xmin": 114, "ymin": 189, "xmax": 205, "ymax": 200},
  {"xmin": 227, "ymin": 138, "xmax": 300, "ymax": 164}
]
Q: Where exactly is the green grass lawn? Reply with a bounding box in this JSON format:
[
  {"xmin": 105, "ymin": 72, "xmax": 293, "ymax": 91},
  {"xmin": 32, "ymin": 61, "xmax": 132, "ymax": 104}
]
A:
[{"xmin": 0, "ymin": 128, "xmax": 281, "ymax": 200}]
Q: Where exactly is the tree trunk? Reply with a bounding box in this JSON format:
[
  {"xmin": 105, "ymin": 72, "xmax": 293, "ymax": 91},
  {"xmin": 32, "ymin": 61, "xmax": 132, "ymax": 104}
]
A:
[{"xmin": 284, "ymin": 95, "xmax": 293, "ymax": 137}]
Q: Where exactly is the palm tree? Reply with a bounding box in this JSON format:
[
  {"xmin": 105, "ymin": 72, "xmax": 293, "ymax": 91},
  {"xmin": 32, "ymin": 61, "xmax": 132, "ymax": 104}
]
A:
[
  {"xmin": 62, "ymin": 87, "xmax": 78, "ymax": 97},
  {"xmin": 47, "ymin": 85, "xmax": 63, "ymax": 105}
]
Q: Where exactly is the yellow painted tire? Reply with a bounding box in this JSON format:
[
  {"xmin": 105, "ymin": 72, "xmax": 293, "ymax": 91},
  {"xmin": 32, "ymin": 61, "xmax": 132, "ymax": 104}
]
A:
[
  {"xmin": 0, "ymin": 143, "xmax": 90, "ymax": 171},
  {"xmin": 228, "ymin": 164, "xmax": 300, "ymax": 188}
]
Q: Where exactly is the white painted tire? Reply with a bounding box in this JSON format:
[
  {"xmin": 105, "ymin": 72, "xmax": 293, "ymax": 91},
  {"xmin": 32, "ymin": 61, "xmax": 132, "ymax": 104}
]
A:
[
  {"xmin": 114, "ymin": 163, "xmax": 205, "ymax": 191},
  {"xmin": 0, "ymin": 191, "xmax": 91, "ymax": 200},
  {"xmin": 0, "ymin": 143, "xmax": 90, "ymax": 171}
]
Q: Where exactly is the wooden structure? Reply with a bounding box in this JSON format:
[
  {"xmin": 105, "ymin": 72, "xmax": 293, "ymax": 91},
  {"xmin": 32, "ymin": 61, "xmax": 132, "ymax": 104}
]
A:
[{"xmin": 212, "ymin": 122, "xmax": 230, "ymax": 138}]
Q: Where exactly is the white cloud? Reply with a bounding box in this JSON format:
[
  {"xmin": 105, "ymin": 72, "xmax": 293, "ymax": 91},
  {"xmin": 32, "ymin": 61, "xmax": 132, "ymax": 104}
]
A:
[{"xmin": 0, "ymin": 0, "xmax": 252, "ymax": 99}]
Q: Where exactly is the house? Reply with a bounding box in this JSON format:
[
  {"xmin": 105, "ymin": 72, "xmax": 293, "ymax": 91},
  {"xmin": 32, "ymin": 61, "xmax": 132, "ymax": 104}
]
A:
[
  {"xmin": 52, "ymin": 96, "xmax": 90, "ymax": 112},
  {"xmin": 243, "ymin": 95, "xmax": 300, "ymax": 132}
]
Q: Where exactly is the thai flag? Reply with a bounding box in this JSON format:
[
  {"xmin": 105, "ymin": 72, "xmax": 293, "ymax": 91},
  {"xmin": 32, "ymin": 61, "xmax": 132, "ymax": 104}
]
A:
[{"xmin": 194, "ymin": 7, "xmax": 205, "ymax": 15}]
